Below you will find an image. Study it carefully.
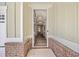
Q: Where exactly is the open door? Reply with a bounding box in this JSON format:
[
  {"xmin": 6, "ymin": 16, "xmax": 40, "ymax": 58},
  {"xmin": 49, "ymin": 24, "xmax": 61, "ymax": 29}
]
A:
[{"xmin": 32, "ymin": 9, "xmax": 48, "ymax": 47}]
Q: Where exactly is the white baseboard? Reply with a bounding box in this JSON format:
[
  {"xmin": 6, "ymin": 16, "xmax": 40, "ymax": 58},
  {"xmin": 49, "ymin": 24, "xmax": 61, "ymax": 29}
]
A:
[{"xmin": 6, "ymin": 38, "xmax": 23, "ymax": 42}]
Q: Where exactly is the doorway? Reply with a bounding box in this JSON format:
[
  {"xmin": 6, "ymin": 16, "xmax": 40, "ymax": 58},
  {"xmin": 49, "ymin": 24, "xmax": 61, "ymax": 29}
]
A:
[{"xmin": 32, "ymin": 9, "xmax": 48, "ymax": 47}]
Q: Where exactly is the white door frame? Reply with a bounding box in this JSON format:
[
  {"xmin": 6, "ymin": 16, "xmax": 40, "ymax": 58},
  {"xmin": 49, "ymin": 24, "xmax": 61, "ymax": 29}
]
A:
[{"xmin": 32, "ymin": 8, "xmax": 48, "ymax": 47}]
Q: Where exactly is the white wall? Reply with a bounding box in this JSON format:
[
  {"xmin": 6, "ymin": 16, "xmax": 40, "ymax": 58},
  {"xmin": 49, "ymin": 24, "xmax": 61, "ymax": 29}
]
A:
[
  {"xmin": 6, "ymin": 2, "xmax": 21, "ymax": 38},
  {"xmin": 6, "ymin": 2, "xmax": 23, "ymax": 42},
  {"xmin": 15, "ymin": 2, "xmax": 21, "ymax": 37},
  {"xmin": 0, "ymin": 2, "xmax": 6, "ymax": 6},
  {"xmin": 48, "ymin": 2, "xmax": 79, "ymax": 44},
  {"xmin": 23, "ymin": 2, "xmax": 52, "ymax": 43},
  {"xmin": 6, "ymin": 2, "xmax": 15, "ymax": 37},
  {"xmin": 23, "ymin": 2, "xmax": 79, "ymax": 44}
]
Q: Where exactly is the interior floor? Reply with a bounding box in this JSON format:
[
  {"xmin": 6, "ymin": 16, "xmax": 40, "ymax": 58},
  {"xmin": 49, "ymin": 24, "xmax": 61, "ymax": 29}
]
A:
[
  {"xmin": 34, "ymin": 34, "xmax": 47, "ymax": 46},
  {"xmin": 27, "ymin": 48, "xmax": 56, "ymax": 57}
]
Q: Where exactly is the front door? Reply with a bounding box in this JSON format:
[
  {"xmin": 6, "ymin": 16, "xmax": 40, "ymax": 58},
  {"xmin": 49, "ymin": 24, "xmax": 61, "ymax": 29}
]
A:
[{"xmin": 33, "ymin": 9, "xmax": 47, "ymax": 47}]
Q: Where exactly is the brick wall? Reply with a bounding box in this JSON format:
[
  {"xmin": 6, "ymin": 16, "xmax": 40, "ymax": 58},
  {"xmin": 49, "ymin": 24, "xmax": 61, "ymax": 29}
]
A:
[
  {"xmin": 5, "ymin": 38, "xmax": 32, "ymax": 57},
  {"xmin": 24, "ymin": 38, "xmax": 32, "ymax": 56},
  {"xmin": 5, "ymin": 42, "xmax": 24, "ymax": 57},
  {"xmin": 48, "ymin": 38, "xmax": 79, "ymax": 57}
]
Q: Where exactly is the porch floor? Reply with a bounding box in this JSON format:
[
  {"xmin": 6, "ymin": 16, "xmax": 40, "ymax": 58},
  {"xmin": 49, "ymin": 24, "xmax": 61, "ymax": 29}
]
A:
[{"xmin": 27, "ymin": 48, "xmax": 56, "ymax": 57}]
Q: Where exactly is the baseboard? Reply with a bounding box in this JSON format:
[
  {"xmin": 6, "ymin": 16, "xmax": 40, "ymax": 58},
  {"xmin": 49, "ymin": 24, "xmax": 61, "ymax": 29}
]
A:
[{"xmin": 6, "ymin": 38, "xmax": 23, "ymax": 42}]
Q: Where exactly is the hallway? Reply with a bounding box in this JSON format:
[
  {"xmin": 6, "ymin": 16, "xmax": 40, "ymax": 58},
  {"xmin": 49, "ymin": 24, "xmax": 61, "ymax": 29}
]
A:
[
  {"xmin": 0, "ymin": 2, "xmax": 79, "ymax": 57},
  {"xmin": 35, "ymin": 34, "xmax": 47, "ymax": 46},
  {"xmin": 27, "ymin": 48, "xmax": 56, "ymax": 57}
]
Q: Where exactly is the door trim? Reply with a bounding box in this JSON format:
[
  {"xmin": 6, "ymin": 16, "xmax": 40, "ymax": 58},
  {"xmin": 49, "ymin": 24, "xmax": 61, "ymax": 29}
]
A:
[{"xmin": 32, "ymin": 8, "xmax": 48, "ymax": 47}]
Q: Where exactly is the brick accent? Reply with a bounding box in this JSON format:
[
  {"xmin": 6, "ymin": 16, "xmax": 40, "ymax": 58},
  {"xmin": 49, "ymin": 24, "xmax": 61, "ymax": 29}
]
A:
[
  {"xmin": 5, "ymin": 38, "xmax": 32, "ymax": 57},
  {"xmin": 48, "ymin": 38, "xmax": 79, "ymax": 57},
  {"xmin": 5, "ymin": 42, "xmax": 24, "ymax": 57}
]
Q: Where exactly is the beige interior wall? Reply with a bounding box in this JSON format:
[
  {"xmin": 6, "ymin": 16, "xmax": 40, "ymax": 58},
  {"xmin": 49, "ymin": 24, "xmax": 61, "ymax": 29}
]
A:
[
  {"xmin": 48, "ymin": 2, "xmax": 79, "ymax": 44},
  {"xmin": 48, "ymin": 3, "xmax": 55, "ymax": 36},
  {"xmin": 7, "ymin": 2, "xmax": 15, "ymax": 37},
  {"xmin": 23, "ymin": 2, "xmax": 79, "ymax": 44},
  {"xmin": 23, "ymin": 2, "xmax": 53, "ymax": 42},
  {"xmin": 15, "ymin": 2, "xmax": 21, "ymax": 37},
  {"xmin": 78, "ymin": 3, "xmax": 79, "ymax": 43},
  {"xmin": 6, "ymin": 2, "xmax": 21, "ymax": 38},
  {"xmin": 63, "ymin": 3, "xmax": 77, "ymax": 43},
  {"xmin": 23, "ymin": 3, "xmax": 32, "ymax": 42}
]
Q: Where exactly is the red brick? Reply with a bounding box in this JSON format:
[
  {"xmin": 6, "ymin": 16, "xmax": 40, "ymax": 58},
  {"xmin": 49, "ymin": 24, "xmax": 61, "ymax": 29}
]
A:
[{"xmin": 48, "ymin": 37, "xmax": 79, "ymax": 57}]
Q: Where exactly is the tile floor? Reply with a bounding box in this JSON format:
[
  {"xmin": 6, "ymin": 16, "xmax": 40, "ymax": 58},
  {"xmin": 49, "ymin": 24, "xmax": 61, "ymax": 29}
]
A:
[{"xmin": 27, "ymin": 48, "xmax": 56, "ymax": 57}]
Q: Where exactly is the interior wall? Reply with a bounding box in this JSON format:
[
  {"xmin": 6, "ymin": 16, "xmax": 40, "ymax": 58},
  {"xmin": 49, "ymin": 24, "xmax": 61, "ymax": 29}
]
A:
[
  {"xmin": 23, "ymin": 2, "xmax": 79, "ymax": 44},
  {"xmin": 15, "ymin": 2, "xmax": 21, "ymax": 37},
  {"xmin": 78, "ymin": 3, "xmax": 79, "ymax": 43},
  {"xmin": 48, "ymin": 3, "xmax": 55, "ymax": 36},
  {"xmin": 23, "ymin": 2, "xmax": 52, "ymax": 42},
  {"xmin": 0, "ymin": 2, "xmax": 6, "ymax": 5},
  {"xmin": 23, "ymin": 3, "xmax": 32, "ymax": 42},
  {"xmin": 6, "ymin": 2, "xmax": 21, "ymax": 38},
  {"xmin": 6, "ymin": 2, "xmax": 15, "ymax": 37},
  {"xmin": 48, "ymin": 2, "xmax": 79, "ymax": 44}
]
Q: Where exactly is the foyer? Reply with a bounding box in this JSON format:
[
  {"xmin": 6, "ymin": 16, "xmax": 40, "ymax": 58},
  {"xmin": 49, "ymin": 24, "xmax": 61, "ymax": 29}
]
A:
[{"xmin": 0, "ymin": 2, "xmax": 79, "ymax": 57}]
